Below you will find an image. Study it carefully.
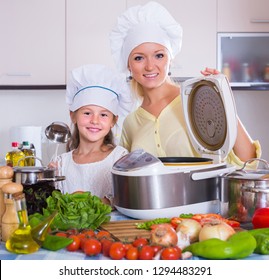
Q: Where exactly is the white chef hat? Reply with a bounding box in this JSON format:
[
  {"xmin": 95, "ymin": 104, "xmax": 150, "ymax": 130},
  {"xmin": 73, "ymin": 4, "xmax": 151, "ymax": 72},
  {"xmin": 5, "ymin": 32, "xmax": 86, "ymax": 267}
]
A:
[
  {"xmin": 66, "ymin": 64, "xmax": 135, "ymax": 118},
  {"xmin": 110, "ymin": 1, "xmax": 183, "ymax": 73}
]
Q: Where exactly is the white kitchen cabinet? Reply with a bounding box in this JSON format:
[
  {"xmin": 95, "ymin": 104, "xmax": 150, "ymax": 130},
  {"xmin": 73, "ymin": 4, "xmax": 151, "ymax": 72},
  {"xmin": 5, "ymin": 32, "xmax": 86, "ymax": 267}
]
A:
[
  {"xmin": 66, "ymin": 0, "xmax": 126, "ymax": 78},
  {"xmin": 127, "ymin": 0, "xmax": 217, "ymax": 77},
  {"xmin": 217, "ymin": 0, "xmax": 269, "ymax": 32},
  {"xmin": 0, "ymin": 0, "xmax": 65, "ymax": 85}
]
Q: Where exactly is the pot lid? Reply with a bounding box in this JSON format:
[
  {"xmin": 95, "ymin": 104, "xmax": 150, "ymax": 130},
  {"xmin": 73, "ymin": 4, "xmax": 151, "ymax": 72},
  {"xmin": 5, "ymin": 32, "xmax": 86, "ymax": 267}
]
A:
[
  {"xmin": 223, "ymin": 169, "xmax": 269, "ymax": 181},
  {"xmin": 181, "ymin": 74, "xmax": 238, "ymax": 163},
  {"xmin": 223, "ymin": 158, "xmax": 269, "ymax": 181},
  {"xmin": 13, "ymin": 166, "xmax": 53, "ymax": 173}
]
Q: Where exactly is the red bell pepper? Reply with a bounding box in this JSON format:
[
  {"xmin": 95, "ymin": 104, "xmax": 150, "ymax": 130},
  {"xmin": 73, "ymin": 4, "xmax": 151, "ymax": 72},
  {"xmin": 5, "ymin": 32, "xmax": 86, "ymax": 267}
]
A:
[{"xmin": 252, "ymin": 208, "xmax": 269, "ymax": 229}]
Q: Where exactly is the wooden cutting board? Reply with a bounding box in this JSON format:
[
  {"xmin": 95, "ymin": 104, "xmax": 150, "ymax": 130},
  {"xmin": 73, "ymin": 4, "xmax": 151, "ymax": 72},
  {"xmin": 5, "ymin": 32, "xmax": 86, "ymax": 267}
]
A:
[{"xmin": 99, "ymin": 220, "xmax": 151, "ymax": 242}]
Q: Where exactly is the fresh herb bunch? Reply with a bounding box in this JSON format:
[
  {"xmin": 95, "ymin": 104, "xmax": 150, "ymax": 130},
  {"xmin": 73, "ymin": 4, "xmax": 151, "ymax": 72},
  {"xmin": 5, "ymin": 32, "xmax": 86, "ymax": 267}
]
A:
[{"xmin": 29, "ymin": 191, "xmax": 112, "ymax": 230}]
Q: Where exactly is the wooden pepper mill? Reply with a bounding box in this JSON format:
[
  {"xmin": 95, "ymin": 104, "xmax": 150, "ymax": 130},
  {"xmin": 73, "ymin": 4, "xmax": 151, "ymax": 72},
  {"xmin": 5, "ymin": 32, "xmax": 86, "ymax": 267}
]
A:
[
  {"xmin": 0, "ymin": 166, "xmax": 14, "ymax": 241},
  {"xmin": 1, "ymin": 182, "xmax": 23, "ymax": 242}
]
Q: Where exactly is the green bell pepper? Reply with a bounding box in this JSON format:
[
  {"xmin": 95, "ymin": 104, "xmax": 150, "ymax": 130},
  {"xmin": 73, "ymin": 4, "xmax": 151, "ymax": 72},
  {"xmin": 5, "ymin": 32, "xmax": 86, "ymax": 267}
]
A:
[
  {"xmin": 42, "ymin": 234, "xmax": 73, "ymax": 251},
  {"xmin": 183, "ymin": 231, "xmax": 256, "ymax": 259},
  {"xmin": 248, "ymin": 228, "xmax": 269, "ymax": 255}
]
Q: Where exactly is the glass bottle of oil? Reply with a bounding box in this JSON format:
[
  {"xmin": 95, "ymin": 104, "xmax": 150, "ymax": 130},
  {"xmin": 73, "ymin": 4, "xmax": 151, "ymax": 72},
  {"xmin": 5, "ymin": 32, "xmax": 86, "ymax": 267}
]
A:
[
  {"xmin": 20, "ymin": 141, "xmax": 35, "ymax": 166},
  {"xmin": 31, "ymin": 210, "xmax": 58, "ymax": 246},
  {"xmin": 5, "ymin": 192, "xmax": 40, "ymax": 254},
  {"xmin": 5, "ymin": 142, "xmax": 25, "ymax": 167}
]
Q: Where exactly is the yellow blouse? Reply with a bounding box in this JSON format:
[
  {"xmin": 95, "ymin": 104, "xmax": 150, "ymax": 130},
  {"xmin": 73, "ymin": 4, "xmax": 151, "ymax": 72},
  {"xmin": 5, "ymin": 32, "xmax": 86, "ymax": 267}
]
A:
[{"xmin": 120, "ymin": 95, "xmax": 261, "ymax": 169}]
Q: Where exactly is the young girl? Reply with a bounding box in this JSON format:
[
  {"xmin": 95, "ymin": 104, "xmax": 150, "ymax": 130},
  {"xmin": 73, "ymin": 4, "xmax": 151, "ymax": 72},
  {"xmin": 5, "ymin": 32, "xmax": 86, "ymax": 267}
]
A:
[{"xmin": 53, "ymin": 64, "xmax": 134, "ymax": 205}]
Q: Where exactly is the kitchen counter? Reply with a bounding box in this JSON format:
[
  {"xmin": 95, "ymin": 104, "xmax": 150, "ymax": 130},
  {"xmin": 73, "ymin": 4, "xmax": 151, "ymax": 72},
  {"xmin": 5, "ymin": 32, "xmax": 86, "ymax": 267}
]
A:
[{"xmin": 0, "ymin": 211, "xmax": 269, "ymax": 260}]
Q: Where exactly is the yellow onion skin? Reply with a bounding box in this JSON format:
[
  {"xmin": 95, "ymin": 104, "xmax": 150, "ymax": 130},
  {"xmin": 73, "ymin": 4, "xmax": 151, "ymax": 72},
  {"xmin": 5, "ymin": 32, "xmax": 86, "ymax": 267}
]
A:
[
  {"xmin": 150, "ymin": 224, "xmax": 178, "ymax": 247},
  {"xmin": 176, "ymin": 219, "xmax": 202, "ymax": 243},
  {"xmin": 198, "ymin": 222, "xmax": 235, "ymax": 242}
]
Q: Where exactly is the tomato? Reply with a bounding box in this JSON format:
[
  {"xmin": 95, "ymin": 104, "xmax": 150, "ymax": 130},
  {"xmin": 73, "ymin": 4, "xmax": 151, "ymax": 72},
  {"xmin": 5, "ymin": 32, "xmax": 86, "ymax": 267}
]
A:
[
  {"xmin": 100, "ymin": 238, "xmax": 113, "ymax": 257},
  {"xmin": 170, "ymin": 217, "xmax": 182, "ymax": 229},
  {"xmin": 96, "ymin": 230, "xmax": 111, "ymax": 240},
  {"xmin": 138, "ymin": 245, "xmax": 154, "ymax": 260},
  {"xmin": 109, "ymin": 242, "xmax": 126, "ymax": 260},
  {"xmin": 66, "ymin": 228, "xmax": 79, "ymax": 236},
  {"xmin": 224, "ymin": 219, "xmax": 241, "ymax": 228},
  {"xmin": 83, "ymin": 238, "xmax": 102, "ymax": 256},
  {"xmin": 192, "ymin": 213, "xmax": 222, "ymax": 223},
  {"xmin": 252, "ymin": 207, "xmax": 269, "ymax": 229},
  {"xmin": 151, "ymin": 245, "xmax": 163, "ymax": 256},
  {"xmin": 161, "ymin": 247, "xmax": 182, "ymax": 260},
  {"xmin": 132, "ymin": 237, "xmax": 148, "ymax": 248},
  {"xmin": 55, "ymin": 232, "xmax": 68, "ymax": 238},
  {"xmin": 66, "ymin": 235, "xmax": 81, "ymax": 252},
  {"xmin": 81, "ymin": 229, "xmax": 96, "ymax": 238},
  {"xmin": 123, "ymin": 243, "xmax": 133, "ymax": 251},
  {"xmin": 125, "ymin": 246, "xmax": 139, "ymax": 260}
]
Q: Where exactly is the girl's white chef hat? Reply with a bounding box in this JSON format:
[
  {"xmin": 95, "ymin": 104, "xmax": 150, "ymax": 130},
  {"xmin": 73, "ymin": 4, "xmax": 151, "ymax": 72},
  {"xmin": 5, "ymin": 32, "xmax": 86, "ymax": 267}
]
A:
[
  {"xmin": 110, "ymin": 1, "xmax": 183, "ymax": 73},
  {"xmin": 66, "ymin": 64, "xmax": 135, "ymax": 118}
]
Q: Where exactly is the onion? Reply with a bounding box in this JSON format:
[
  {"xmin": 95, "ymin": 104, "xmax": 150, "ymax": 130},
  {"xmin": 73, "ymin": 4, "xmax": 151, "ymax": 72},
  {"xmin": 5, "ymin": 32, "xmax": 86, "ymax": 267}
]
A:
[
  {"xmin": 176, "ymin": 219, "xmax": 202, "ymax": 243},
  {"xmin": 150, "ymin": 224, "xmax": 178, "ymax": 247},
  {"xmin": 199, "ymin": 221, "xmax": 235, "ymax": 241}
]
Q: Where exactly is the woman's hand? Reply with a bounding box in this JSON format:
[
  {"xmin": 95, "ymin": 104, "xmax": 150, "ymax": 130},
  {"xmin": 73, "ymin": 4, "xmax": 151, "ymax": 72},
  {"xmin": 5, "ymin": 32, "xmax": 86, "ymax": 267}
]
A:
[{"xmin": 200, "ymin": 67, "xmax": 220, "ymax": 76}]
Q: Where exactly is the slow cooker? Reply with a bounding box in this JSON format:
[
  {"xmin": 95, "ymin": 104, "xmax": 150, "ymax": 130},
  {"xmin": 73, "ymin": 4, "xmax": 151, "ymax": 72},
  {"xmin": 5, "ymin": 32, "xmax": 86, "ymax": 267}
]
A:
[{"xmin": 112, "ymin": 74, "xmax": 238, "ymax": 219}]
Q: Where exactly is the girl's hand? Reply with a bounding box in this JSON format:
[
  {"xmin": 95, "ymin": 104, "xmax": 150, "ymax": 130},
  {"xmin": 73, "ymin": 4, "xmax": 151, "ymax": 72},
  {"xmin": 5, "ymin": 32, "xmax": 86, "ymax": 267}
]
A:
[{"xmin": 200, "ymin": 67, "xmax": 220, "ymax": 76}]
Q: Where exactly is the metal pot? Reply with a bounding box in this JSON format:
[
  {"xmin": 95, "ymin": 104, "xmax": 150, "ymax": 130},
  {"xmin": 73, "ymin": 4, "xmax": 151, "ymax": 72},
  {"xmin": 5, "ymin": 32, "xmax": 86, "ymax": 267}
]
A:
[
  {"xmin": 13, "ymin": 157, "xmax": 65, "ymax": 185},
  {"xmin": 222, "ymin": 158, "xmax": 269, "ymax": 223}
]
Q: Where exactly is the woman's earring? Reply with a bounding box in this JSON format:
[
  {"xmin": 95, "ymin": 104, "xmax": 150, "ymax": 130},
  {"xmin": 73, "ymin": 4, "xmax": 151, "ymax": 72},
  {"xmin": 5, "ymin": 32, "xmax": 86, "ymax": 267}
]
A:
[
  {"xmin": 168, "ymin": 71, "xmax": 171, "ymax": 76},
  {"xmin": 126, "ymin": 70, "xmax": 133, "ymax": 82}
]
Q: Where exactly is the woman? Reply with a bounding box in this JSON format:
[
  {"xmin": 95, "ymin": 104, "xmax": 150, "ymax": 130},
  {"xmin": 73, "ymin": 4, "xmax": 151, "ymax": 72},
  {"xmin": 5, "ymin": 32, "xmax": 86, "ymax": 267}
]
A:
[
  {"xmin": 109, "ymin": 1, "xmax": 261, "ymax": 167},
  {"xmin": 51, "ymin": 64, "xmax": 134, "ymax": 205}
]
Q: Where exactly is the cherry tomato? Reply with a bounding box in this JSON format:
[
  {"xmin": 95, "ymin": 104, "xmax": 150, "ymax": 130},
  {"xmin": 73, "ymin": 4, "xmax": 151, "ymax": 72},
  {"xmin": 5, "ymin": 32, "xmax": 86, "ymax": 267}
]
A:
[
  {"xmin": 224, "ymin": 219, "xmax": 241, "ymax": 228},
  {"xmin": 252, "ymin": 207, "xmax": 269, "ymax": 228},
  {"xmin": 66, "ymin": 228, "xmax": 79, "ymax": 236},
  {"xmin": 138, "ymin": 245, "xmax": 154, "ymax": 260},
  {"xmin": 66, "ymin": 235, "xmax": 81, "ymax": 252},
  {"xmin": 109, "ymin": 242, "xmax": 126, "ymax": 260},
  {"xmin": 132, "ymin": 237, "xmax": 148, "ymax": 248},
  {"xmin": 96, "ymin": 230, "xmax": 111, "ymax": 240},
  {"xmin": 81, "ymin": 229, "xmax": 96, "ymax": 238},
  {"xmin": 161, "ymin": 247, "xmax": 182, "ymax": 260},
  {"xmin": 125, "ymin": 246, "xmax": 139, "ymax": 260},
  {"xmin": 55, "ymin": 232, "xmax": 68, "ymax": 238},
  {"xmin": 83, "ymin": 238, "xmax": 102, "ymax": 256},
  {"xmin": 124, "ymin": 243, "xmax": 133, "ymax": 251},
  {"xmin": 100, "ymin": 238, "xmax": 113, "ymax": 257},
  {"xmin": 151, "ymin": 245, "xmax": 163, "ymax": 256},
  {"xmin": 170, "ymin": 217, "xmax": 183, "ymax": 229}
]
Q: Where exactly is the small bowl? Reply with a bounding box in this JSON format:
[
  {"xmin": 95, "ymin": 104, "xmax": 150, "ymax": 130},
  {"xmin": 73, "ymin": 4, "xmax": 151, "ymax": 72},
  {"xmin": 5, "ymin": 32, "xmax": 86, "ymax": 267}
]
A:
[{"xmin": 45, "ymin": 122, "xmax": 71, "ymax": 143}]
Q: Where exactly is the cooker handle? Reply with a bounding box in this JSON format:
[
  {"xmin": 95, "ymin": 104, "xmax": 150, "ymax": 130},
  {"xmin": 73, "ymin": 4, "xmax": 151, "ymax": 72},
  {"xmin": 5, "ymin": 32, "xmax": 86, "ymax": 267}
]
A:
[
  {"xmin": 241, "ymin": 158, "xmax": 269, "ymax": 171},
  {"xmin": 191, "ymin": 166, "xmax": 236, "ymax": 181}
]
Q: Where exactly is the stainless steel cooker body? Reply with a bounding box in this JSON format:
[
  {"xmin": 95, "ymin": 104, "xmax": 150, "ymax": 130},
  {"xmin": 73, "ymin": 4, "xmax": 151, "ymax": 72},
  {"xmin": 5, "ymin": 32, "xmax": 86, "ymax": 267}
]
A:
[{"xmin": 112, "ymin": 166, "xmax": 226, "ymax": 210}]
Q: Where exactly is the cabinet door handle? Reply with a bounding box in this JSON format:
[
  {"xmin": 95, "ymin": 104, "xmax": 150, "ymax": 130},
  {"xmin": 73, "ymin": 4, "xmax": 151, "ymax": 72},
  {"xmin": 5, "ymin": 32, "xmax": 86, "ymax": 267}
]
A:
[
  {"xmin": 250, "ymin": 19, "xmax": 269, "ymax": 23},
  {"xmin": 6, "ymin": 72, "xmax": 31, "ymax": 77}
]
